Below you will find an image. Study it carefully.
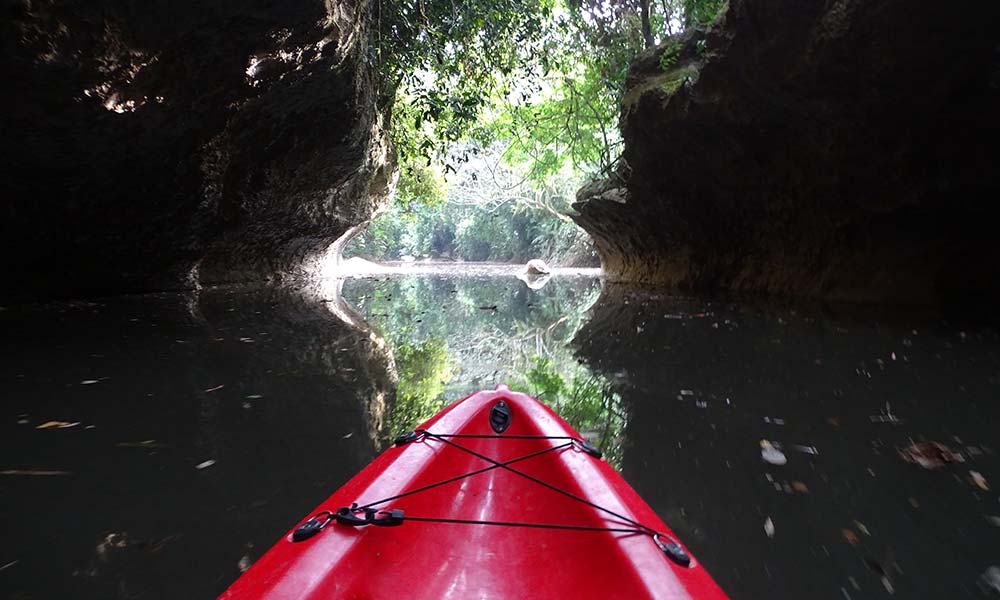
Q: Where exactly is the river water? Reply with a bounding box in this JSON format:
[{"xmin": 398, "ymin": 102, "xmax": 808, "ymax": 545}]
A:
[{"xmin": 1, "ymin": 267, "xmax": 998, "ymax": 598}]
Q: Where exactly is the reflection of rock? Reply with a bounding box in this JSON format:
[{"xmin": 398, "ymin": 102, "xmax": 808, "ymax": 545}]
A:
[
  {"xmin": 524, "ymin": 259, "xmax": 551, "ymax": 275},
  {"xmin": 197, "ymin": 284, "xmax": 396, "ymax": 453},
  {"xmin": 0, "ymin": 286, "xmax": 396, "ymax": 598},
  {"xmin": 573, "ymin": 0, "xmax": 1000, "ymax": 305},
  {"xmin": 516, "ymin": 271, "xmax": 552, "ymax": 290},
  {"xmin": 2, "ymin": 0, "xmax": 394, "ymax": 300},
  {"xmin": 572, "ymin": 282, "xmax": 1000, "ymax": 598}
]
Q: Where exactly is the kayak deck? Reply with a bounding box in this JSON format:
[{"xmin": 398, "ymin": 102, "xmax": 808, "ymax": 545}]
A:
[{"xmin": 222, "ymin": 385, "xmax": 726, "ymax": 599}]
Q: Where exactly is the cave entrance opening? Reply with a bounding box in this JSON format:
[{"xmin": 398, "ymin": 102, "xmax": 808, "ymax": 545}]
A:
[
  {"xmin": 332, "ymin": 139, "xmax": 601, "ymax": 276},
  {"xmin": 320, "ymin": 0, "xmax": 721, "ymax": 279}
]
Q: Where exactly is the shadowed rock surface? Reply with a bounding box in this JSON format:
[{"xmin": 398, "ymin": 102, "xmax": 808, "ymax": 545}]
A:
[
  {"xmin": 2, "ymin": 0, "xmax": 394, "ymax": 300},
  {"xmin": 573, "ymin": 0, "xmax": 1000, "ymax": 306}
]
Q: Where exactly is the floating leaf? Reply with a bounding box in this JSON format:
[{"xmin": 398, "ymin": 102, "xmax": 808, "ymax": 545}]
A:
[
  {"xmin": 195, "ymin": 460, "xmax": 216, "ymax": 470},
  {"xmin": 792, "ymin": 481, "xmax": 809, "ymax": 493},
  {"xmin": 842, "ymin": 528, "xmax": 860, "ymax": 545},
  {"xmin": 897, "ymin": 442, "xmax": 964, "ymax": 469},
  {"xmin": 36, "ymin": 421, "xmax": 79, "ymax": 429},
  {"xmin": 969, "ymin": 470, "xmax": 989, "ymax": 491}
]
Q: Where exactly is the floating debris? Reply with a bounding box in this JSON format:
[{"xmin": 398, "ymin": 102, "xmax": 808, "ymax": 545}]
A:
[
  {"xmin": 764, "ymin": 517, "xmax": 775, "ymax": 538},
  {"xmin": 760, "ymin": 440, "xmax": 787, "ymax": 466},
  {"xmin": 0, "ymin": 560, "xmax": 17, "ymax": 572},
  {"xmin": 969, "ymin": 470, "xmax": 989, "ymax": 491},
  {"xmin": 195, "ymin": 460, "xmax": 216, "ymax": 470},
  {"xmin": 36, "ymin": 421, "xmax": 79, "ymax": 429},
  {"xmin": 80, "ymin": 380, "xmax": 100, "ymax": 385},
  {"xmin": 204, "ymin": 384, "xmax": 225, "ymax": 393},
  {"xmin": 245, "ymin": 394, "xmax": 263, "ymax": 399},
  {"xmin": 981, "ymin": 566, "xmax": 1000, "ymax": 594},
  {"xmin": 763, "ymin": 417, "xmax": 785, "ymax": 425},
  {"xmin": 238, "ymin": 554, "xmax": 253, "ymax": 573},
  {"xmin": 115, "ymin": 440, "xmax": 165, "ymax": 449},
  {"xmin": 854, "ymin": 521, "xmax": 871, "ymax": 536},
  {"xmin": 792, "ymin": 444, "xmax": 820, "ymax": 455},
  {"xmin": 1, "ymin": 469, "xmax": 71, "ymax": 476},
  {"xmin": 897, "ymin": 442, "xmax": 964, "ymax": 469},
  {"xmin": 841, "ymin": 528, "xmax": 859, "ymax": 546},
  {"xmin": 791, "ymin": 481, "xmax": 809, "ymax": 493}
]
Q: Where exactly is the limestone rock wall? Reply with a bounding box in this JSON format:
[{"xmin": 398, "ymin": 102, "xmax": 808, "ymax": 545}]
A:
[
  {"xmin": 2, "ymin": 0, "xmax": 395, "ymax": 300},
  {"xmin": 573, "ymin": 0, "xmax": 1000, "ymax": 306}
]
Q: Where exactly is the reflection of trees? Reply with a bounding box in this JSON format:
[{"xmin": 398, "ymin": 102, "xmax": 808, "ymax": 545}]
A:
[
  {"xmin": 343, "ymin": 274, "xmax": 628, "ymax": 465},
  {"xmin": 519, "ymin": 357, "xmax": 627, "ymax": 468},
  {"xmin": 388, "ymin": 338, "xmax": 455, "ymax": 436}
]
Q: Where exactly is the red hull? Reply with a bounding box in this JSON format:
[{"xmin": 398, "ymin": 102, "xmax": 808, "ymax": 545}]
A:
[{"xmin": 222, "ymin": 386, "xmax": 727, "ymax": 599}]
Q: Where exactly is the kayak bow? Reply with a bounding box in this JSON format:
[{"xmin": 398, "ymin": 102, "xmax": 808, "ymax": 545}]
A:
[{"xmin": 222, "ymin": 385, "xmax": 727, "ymax": 599}]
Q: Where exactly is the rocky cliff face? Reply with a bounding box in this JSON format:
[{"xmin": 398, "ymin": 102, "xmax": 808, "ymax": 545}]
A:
[
  {"xmin": 2, "ymin": 0, "xmax": 394, "ymax": 300},
  {"xmin": 574, "ymin": 0, "xmax": 1000, "ymax": 306}
]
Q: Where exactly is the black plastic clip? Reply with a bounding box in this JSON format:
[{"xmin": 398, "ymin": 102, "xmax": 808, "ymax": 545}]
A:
[
  {"xmin": 292, "ymin": 511, "xmax": 334, "ymax": 542},
  {"xmin": 335, "ymin": 504, "xmax": 405, "ymax": 527},
  {"xmin": 394, "ymin": 430, "xmax": 421, "ymax": 446},
  {"xmin": 576, "ymin": 439, "xmax": 603, "ymax": 459},
  {"xmin": 654, "ymin": 533, "xmax": 691, "ymax": 567}
]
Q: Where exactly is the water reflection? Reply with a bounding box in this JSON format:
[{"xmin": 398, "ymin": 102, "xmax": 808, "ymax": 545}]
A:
[
  {"xmin": 575, "ymin": 285, "xmax": 1000, "ymax": 599},
  {"xmin": 0, "ymin": 286, "xmax": 394, "ymax": 598},
  {"xmin": 337, "ymin": 269, "xmax": 626, "ymax": 464},
  {"xmin": 4, "ymin": 274, "xmax": 998, "ymax": 599}
]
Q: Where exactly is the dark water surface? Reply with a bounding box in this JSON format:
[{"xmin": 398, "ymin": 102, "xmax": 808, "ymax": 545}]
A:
[{"xmin": 2, "ymin": 270, "xmax": 999, "ymax": 598}]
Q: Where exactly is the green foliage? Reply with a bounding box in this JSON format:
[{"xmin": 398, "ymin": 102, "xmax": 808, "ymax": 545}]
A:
[
  {"xmin": 389, "ymin": 338, "xmax": 456, "ymax": 435},
  {"xmin": 659, "ymin": 42, "xmax": 682, "ymax": 72},
  {"xmin": 379, "ymin": 0, "xmax": 727, "ymax": 194},
  {"xmin": 376, "ymin": 0, "xmax": 558, "ymax": 171},
  {"xmin": 396, "ymin": 160, "xmax": 447, "ymax": 210},
  {"xmin": 347, "ymin": 141, "xmax": 597, "ymax": 264},
  {"xmin": 682, "ymin": 0, "xmax": 727, "ymax": 26}
]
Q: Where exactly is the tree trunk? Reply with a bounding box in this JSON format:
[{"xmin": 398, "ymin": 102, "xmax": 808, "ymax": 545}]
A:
[{"xmin": 640, "ymin": 0, "xmax": 654, "ymax": 48}]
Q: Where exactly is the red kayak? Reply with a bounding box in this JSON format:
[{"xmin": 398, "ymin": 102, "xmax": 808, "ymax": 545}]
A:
[{"xmin": 222, "ymin": 385, "xmax": 727, "ymax": 598}]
